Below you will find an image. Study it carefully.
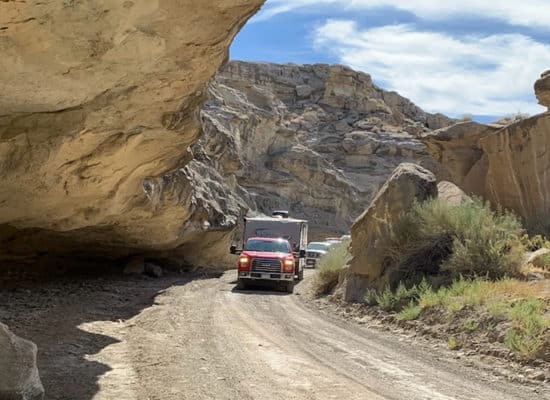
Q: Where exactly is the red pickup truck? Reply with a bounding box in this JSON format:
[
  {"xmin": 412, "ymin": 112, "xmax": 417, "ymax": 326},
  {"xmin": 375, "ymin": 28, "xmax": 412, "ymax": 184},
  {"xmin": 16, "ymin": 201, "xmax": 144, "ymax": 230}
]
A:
[
  {"xmin": 235, "ymin": 237, "xmax": 297, "ymax": 293},
  {"xmin": 230, "ymin": 212, "xmax": 308, "ymax": 293}
]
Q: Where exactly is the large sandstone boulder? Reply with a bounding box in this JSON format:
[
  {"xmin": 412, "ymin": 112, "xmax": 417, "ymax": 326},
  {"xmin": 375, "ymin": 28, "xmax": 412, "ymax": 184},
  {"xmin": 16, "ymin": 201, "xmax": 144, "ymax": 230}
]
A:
[
  {"xmin": 194, "ymin": 61, "xmax": 453, "ymax": 241},
  {"xmin": 0, "ymin": 1, "xmax": 263, "ymax": 269},
  {"xmin": 344, "ymin": 163, "xmax": 437, "ymax": 301},
  {"xmin": 535, "ymin": 70, "xmax": 550, "ymax": 110},
  {"xmin": 0, "ymin": 323, "xmax": 44, "ymax": 400}
]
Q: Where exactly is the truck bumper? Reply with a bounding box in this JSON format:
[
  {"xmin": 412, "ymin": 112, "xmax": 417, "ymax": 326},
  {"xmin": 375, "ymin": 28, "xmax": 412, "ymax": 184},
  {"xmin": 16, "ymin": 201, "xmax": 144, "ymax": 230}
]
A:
[{"xmin": 238, "ymin": 271, "xmax": 294, "ymax": 281}]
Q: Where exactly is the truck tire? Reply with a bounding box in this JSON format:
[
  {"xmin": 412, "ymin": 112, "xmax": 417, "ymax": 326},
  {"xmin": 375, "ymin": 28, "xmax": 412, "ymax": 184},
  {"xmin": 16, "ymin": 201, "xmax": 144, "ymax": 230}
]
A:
[
  {"xmin": 286, "ymin": 280, "xmax": 295, "ymax": 294},
  {"xmin": 237, "ymin": 278, "xmax": 248, "ymax": 290}
]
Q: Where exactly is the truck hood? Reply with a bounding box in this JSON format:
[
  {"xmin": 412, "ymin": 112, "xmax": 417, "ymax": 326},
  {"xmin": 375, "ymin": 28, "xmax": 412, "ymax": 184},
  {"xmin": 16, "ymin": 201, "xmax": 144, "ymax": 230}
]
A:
[{"xmin": 242, "ymin": 251, "xmax": 291, "ymax": 259}]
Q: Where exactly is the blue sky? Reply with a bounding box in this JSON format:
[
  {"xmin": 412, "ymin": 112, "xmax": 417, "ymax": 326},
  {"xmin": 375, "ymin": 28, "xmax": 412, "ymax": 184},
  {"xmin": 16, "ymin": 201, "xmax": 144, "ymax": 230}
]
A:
[{"xmin": 230, "ymin": 1, "xmax": 550, "ymax": 121}]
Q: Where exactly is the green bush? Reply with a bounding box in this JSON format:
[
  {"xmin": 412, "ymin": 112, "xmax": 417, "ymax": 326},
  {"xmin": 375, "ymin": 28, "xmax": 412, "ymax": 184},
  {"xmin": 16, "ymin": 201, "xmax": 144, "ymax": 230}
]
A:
[
  {"xmin": 364, "ymin": 288, "xmax": 379, "ymax": 306},
  {"xmin": 447, "ymin": 336, "xmax": 460, "ymax": 350},
  {"xmin": 463, "ymin": 319, "xmax": 479, "ymax": 331},
  {"xmin": 314, "ymin": 240, "xmax": 351, "ymax": 295},
  {"xmin": 387, "ymin": 198, "xmax": 524, "ymax": 282},
  {"xmin": 521, "ymin": 234, "xmax": 548, "ymax": 251},
  {"xmin": 374, "ymin": 287, "xmax": 400, "ymax": 311},
  {"xmin": 368, "ymin": 281, "xmax": 427, "ymax": 312},
  {"xmin": 397, "ymin": 301, "xmax": 421, "ymax": 321},
  {"xmin": 503, "ymin": 298, "xmax": 550, "ymax": 359},
  {"xmin": 534, "ymin": 252, "xmax": 550, "ymax": 271}
]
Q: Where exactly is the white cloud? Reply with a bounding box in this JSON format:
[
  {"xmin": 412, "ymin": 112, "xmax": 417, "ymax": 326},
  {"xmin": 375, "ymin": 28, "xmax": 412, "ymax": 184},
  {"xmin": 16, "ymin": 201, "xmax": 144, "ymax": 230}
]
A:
[
  {"xmin": 313, "ymin": 20, "xmax": 550, "ymax": 116},
  {"xmin": 254, "ymin": 0, "xmax": 550, "ymax": 30}
]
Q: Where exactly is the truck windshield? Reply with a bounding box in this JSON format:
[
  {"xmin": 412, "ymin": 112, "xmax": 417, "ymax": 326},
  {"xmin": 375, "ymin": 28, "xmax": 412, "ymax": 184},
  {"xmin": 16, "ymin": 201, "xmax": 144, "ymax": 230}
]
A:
[{"xmin": 245, "ymin": 239, "xmax": 290, "ymax": 253}]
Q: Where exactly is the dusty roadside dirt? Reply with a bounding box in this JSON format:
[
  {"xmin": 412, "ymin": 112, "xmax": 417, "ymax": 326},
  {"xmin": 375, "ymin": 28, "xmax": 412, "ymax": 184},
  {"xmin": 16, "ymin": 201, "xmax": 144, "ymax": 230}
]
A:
[{"xmin": 1, "ymin": 270, "xmax": 548, "ymax": 399}]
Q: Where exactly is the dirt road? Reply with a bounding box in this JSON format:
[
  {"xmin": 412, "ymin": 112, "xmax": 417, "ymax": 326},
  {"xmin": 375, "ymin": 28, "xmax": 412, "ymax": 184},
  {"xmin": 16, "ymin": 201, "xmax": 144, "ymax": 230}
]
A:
[{"xmin": 1, "ymin": 270, "xmax": 548, "ymax": 399}]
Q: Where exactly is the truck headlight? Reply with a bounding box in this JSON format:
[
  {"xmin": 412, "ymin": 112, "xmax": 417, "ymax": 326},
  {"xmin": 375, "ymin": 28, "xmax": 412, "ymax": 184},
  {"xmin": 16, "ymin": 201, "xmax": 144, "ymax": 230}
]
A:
[
  {"xmin": 282, "ymin": 259, "xmax": 294, "ymax": 272},
  {"xmin": 238, "ymin": 256, "xmax": 250, "ymax": 270}
]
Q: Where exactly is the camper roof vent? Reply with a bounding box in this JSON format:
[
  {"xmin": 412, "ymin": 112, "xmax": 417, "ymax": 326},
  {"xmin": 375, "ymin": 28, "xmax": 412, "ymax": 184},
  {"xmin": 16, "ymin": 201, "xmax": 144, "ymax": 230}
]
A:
[{"xmin": 272, "ymin": 210, "xmax": 289, "ymax": 218}]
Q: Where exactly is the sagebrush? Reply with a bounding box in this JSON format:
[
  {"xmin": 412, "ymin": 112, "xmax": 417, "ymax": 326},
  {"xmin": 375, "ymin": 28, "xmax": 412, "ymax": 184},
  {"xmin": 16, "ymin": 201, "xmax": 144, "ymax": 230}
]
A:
[
  {"xmin": 387, "ymin": 198, "xmax": 524, "ymax": 282},
  {"xmin": 314, "ymin": 240, "xmax": 351, "ymax": 295},
  {"xmin": 361, "ymin": 197, "xmax": 550, "ymax": 360}
]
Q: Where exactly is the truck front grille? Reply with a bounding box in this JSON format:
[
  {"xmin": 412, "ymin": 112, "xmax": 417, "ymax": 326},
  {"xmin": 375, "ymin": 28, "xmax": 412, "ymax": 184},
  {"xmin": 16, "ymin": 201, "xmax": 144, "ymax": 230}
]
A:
[
  {"xmin": 250, "ymin": 258, "xmax": 282, "ymax": 274},
  {"xmin": 307, "ymin": 252, "xmax": 321, "ymax": 258}
]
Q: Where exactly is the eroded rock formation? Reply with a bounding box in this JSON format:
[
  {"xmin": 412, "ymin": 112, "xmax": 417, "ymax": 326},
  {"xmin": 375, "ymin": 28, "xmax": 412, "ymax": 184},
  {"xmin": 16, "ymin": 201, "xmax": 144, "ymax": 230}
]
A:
[
  {"xmin": 344, "ymin": 163, "xmax": 437, "ymax": 301},
  {"xmin": 422, "ymin": 107, "xmax": 550, "ymax": 221},
  {"xmin": 0, "ymin": 1, "xmax": 263, "ymax": 269},
  {"xmin": 193, "ymin": 62, "xmax": 454, "ymax": 243}
]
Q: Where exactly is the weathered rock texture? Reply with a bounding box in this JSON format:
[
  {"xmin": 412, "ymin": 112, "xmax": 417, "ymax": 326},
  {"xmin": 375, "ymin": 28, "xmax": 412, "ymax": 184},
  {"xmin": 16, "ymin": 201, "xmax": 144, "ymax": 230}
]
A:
[
  {"xmin": 344, "ymin": 163, "xmax": 437, "ymax": 301},
  {"xmin": 0, "ymin": 323, "xmax": 44, "ymax": 400},
  {"xmin": 437, "ymin": 181, "xmax": 471, "ymax": 206},
  {"xmin": 0, "ymin": 1, "xmax": 263, "ymax": 269},
  {"xmin": 422, "ymin": 114, "xmax": 550, "ymax": 220},
  {"xmin": 421, "ymin": 122, "xmax": 500, "ymax": 191},
  {"xmin": 535, "ymin": 70, "xmax": 550, "ymax": 110},
  {"xmin": 193, "ymin": 62, "xmax": 453, "ymax": 242}
]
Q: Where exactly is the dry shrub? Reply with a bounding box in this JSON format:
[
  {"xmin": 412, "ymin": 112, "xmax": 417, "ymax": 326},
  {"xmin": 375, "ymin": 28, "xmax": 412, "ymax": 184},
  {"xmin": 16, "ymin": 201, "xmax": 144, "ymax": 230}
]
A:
[
  {"xmin": 386, "ymin": 198, "xmax": 524, "ymax": 283},
  {"xmin": 314, "ymin": 240, "xmax": 350, "ymax": 295}
]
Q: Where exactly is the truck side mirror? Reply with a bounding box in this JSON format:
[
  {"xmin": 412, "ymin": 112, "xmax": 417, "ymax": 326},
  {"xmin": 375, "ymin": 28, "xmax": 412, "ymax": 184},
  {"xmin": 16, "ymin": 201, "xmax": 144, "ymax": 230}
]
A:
[
  {"xmin": 299, "ymin": 249, "xmax": 306, "ymax": 258},
  {"xmin": 230, "ymin": 245, "xmax": 237, "ymax": 255}
]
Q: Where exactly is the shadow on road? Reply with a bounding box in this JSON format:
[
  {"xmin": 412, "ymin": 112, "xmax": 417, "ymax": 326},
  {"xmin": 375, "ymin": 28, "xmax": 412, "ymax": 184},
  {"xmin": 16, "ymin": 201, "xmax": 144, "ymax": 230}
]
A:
[{"xmin": 0, "ymin": 270, "xmax": 221, "ymax": 400}]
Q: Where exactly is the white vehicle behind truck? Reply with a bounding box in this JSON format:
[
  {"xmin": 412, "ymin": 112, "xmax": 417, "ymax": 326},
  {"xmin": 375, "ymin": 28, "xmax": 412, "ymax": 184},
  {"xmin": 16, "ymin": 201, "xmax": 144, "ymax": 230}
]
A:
[
  {"xmin": 305, "ymin": 241, "xmax": 334, "ymax": 268},
  {"xmin": 230, "ymin": 211, "xmax": 308, "ymax": 292}
]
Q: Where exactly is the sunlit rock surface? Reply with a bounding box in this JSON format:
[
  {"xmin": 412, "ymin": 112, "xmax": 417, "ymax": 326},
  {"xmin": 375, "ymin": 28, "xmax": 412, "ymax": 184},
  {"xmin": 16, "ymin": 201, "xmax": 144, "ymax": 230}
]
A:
[
  {"xmin": 193, "ymin": 61, "xmax": 454, "ymax": 241},
  {"xmin": 422, "ymin": 111, "xmax": 550, "ymax": 220}
]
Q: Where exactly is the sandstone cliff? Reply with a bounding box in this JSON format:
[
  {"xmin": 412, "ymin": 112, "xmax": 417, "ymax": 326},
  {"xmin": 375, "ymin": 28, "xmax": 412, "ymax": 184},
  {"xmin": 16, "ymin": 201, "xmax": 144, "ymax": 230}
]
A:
[
  {"xmin": 192, "ymin": 61, "xmax": 454, "ymax": 247},
  {"xmin": 0, "ymin": 0, "xmax": 264, "ymax": 270},
  {"xmin": 422, "ymin": 81, "xmax": 550, "ymax": 223}
]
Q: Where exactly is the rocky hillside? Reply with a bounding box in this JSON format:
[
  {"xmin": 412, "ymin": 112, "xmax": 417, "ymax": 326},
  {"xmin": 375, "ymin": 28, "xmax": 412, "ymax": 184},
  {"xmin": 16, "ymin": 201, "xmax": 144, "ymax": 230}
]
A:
[
  {"xmin": 0, "ymin": 1, "xmax": 264, "ymax": 271},
  {"xmin": 191, "ymin": 61, "xmax": 454, "ymax": 251}
]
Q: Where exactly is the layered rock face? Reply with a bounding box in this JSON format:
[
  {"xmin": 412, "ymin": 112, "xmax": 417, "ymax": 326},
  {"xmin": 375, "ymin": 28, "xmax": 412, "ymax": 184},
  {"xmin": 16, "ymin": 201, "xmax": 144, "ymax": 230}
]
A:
[
  {"xmin": 422, "ymin": 115, "xmax": 550, "ymax": 220},
  {"xmin": 193, "ymin": 62, "xmax": 454, "ymax": 241},
  {"xmin": 344, "ymin": 163, "xmax": 437, "ymax": 301},
  {"xmin": 0, "ymin": 1, "xmax": 263, "ymax": 268}
]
